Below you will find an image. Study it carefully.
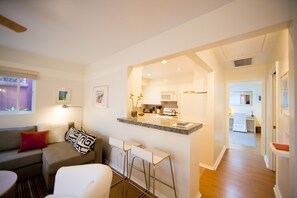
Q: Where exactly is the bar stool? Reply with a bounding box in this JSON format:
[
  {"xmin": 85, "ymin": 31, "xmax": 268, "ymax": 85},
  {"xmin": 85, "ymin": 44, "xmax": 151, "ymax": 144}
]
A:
[
  {"xmin": 108, "ymin": 137, "xmax": 141, "ymax": 187},
  {"xmin": 128, "ymin": 146, "xmax": 177, "ymax": 198}
]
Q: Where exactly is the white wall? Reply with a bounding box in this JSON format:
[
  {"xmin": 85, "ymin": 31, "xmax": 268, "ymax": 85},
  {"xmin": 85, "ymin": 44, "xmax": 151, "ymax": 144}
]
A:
[
  {"xmin": 197, "ymin": 49, "xmax": 226, "ymax": 167},
  {"xmin": 0, "ymin": 52, "xmax": 84, "ymax": 128},
  {"xmin": 229, "ymin": 81, "xmax": 262, "ymax": 126},
  {"xmin": 288, "ymin": 1, "xmax": 297, "ymax": 196},
  {"xmin": 267, "ymin": 29, "xmax": 291, "ymax": 198},
  {"xmin": 83, "ymin": 1, "xmax": 292, "ymax": 196}
]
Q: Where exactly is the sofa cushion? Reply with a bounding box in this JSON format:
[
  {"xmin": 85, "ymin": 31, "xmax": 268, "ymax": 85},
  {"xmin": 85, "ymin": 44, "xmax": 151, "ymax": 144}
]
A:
[
  {"xmin": 37, "ymin": 122, "xmax": 68, "ymax": 144},
  {"xmin": 74, "ymin": 132, "xmax": 96, "ymax": 155},
  {"xmin": 65, "ymin": 127, "xmax": 85, "ymax": 145},
  {"xmin": 18, "ymin": 131, "xmax": 48, "ymax": 152},
  {"xmin": 42, "ymin": 142, "xmax": 95, "ymax": 175},
  {"xmin": 0, "ymin": 126, "xmax": 37, "ymax": 152},
  {"xmin": 0, "ymin": 149, "xmax": 42, "ymax": 170}
]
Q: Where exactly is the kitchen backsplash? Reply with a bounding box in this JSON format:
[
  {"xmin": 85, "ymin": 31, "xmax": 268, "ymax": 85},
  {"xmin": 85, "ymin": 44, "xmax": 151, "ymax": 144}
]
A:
[
  {"xmin": 142, "ymin": 101, "xmax": 178, "ymax": 113},
  {"xmin": 162, "ymin": 101, "xmax": 178, "ymax": 108}
]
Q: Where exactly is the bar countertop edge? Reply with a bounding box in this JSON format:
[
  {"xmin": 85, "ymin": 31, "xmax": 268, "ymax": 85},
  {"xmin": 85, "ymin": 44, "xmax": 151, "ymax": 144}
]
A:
[{"xmin": 117, "ymin": 117, "xmax": 203, "ymax": 135}]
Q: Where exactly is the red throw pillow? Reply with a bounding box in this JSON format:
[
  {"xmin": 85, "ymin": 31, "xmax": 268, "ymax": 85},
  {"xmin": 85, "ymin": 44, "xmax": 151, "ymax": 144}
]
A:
[{"xmin": 18, "ymin": 131, "xmax": 48, "ymax": 152}]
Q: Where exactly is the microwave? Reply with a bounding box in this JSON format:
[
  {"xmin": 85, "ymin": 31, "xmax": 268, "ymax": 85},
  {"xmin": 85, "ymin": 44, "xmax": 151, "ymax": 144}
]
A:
[{"xmin": 161, "ymin": 91, "xmax": 177, "ymax": 101}]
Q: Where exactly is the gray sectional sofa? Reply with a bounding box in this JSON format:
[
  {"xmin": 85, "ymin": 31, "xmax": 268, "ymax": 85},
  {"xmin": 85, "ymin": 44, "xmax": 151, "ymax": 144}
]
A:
[{"xmin": 0, "ymin": 123, "xmax": 102, "ymax": 191}]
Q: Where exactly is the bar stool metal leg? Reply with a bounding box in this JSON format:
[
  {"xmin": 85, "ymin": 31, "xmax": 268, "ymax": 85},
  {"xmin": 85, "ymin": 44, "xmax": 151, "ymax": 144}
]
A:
[
  {"xmin": 127, "ymin": 146, "xmax": 178, "ymax": 198},
  {"xmin": 169, "ymin": 156, "xmax": 177, "ymax": 198},
  {"xmin": 142, "ymin": 160, "xmax": 148, "ymax": 190},
  {"xmin": 127, "ymin": 156, "xmax": 148, "ymax": 198},
  {"xmin": 152, "ymin": 165, "xmax": 156, "ymax": 198}
]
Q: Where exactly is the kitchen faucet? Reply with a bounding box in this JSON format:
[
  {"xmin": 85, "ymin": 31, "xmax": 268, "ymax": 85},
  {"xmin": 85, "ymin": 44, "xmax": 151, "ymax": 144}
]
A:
[{"xmin": 171, "ymin": 109, "xmax": 177, "ymax": 115}]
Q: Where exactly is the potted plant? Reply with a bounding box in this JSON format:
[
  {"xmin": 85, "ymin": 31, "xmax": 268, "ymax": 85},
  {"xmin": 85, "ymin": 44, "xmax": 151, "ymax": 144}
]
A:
[{"xmin": 130, "ymin": 93, "xmax": 143, "ymax": 117}]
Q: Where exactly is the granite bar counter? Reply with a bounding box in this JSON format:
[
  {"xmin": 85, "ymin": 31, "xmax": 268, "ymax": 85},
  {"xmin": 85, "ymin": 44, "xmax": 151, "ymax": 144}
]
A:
[{"xmin": 117, "ymin": 116, "xmax": 203, "ymax": 135}]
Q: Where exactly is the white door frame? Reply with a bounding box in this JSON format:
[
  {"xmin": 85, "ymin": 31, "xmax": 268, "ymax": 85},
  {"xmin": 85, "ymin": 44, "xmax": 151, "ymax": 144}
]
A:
[{"xmin": 225, "ymin": 79, "xmax": 266, "ymax": 156}]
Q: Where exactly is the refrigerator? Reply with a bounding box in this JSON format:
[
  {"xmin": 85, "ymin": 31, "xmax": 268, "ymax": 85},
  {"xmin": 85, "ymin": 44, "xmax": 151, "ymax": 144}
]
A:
[{"xmin": 179, "ymin": 93, "xmax": 207, "ymax": 123}]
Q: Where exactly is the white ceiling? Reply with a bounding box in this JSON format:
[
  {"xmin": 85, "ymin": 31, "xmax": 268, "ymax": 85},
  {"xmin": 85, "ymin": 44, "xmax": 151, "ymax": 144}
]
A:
[
  {"xmin": 141, "ymin": 30, "xmax": 282, "ymax": 79},
  {"xmin": 213, "ymin": 31, "xmax": 281, "ymax": 69},
  {"xmin": 142, "ymin": 55, "xmax": 197, "ymax": 80},
  {"xmin": 0, "ymin": 0, "xmax": 233, "ymax": 66}
]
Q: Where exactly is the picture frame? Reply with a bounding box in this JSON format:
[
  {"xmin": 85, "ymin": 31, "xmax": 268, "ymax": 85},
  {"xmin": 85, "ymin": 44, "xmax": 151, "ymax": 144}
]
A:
[
  {"xmin": 230, "ymin": 91, "xmax": 253, "ymax": 106},
  {"xmin": 93, "ymin": 85, "xmax": 108, "ymax": 108},
  {"xmin": 281, "ymin": 72, "xmax": 289, "ymax": 116},
  {"xmin": 56, "ymin": 88, "xmax": 71, "ymax": 104}
]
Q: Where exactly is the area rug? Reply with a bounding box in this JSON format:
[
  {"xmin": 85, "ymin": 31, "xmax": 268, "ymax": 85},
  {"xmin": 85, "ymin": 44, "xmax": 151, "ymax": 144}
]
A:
[
  {"xmin": 229, "ymin": 131, "xmax": 256, "ymax": 147},
  {"xmin": 16, "ymin": 176, "xmax": 49, "ymax": 198}
]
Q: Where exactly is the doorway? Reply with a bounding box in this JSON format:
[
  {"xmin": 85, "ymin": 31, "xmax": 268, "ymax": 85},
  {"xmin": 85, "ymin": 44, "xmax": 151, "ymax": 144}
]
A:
[{"xmin": 227, "ymin": 81, "xmax": 263, "ymax": 154}]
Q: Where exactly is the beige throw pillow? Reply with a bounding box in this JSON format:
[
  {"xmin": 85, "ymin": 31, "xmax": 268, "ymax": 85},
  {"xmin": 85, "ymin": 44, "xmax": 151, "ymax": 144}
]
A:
[{"xmin": 37, "ymin": 122, "xmax": 68, "ymax": 144}]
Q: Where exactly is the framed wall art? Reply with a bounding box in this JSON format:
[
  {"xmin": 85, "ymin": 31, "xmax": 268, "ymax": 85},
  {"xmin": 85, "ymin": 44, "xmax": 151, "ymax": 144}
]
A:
[
  {"xmin": 93, "ymin": 85, "xmax": 108, "ymax": 108},
  {"xmin": 281, "ymin": 72, "xmax": 289, "ymax": 116},
  {"xmin": 56, "ymin": 88, "xmax": 71, "ymax": 104}
]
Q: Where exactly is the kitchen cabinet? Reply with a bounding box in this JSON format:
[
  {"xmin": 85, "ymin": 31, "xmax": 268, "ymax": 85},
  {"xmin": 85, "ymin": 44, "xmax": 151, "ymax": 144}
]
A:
[{"xmin": 142, "ymin": 86, "xmax": 161, "ymax": 105}]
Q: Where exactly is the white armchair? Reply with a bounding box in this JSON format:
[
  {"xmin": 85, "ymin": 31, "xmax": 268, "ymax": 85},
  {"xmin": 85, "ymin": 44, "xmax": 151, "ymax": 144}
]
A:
[{"xmin": 46, "ymin": 164, "xmax": 112, "ymax": 198}]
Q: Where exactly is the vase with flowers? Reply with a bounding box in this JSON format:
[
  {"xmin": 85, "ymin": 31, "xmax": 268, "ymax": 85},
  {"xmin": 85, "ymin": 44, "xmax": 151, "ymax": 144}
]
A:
[{"xmin": 130, "ymin": 92, "xmax": 143, "ymax": 117}]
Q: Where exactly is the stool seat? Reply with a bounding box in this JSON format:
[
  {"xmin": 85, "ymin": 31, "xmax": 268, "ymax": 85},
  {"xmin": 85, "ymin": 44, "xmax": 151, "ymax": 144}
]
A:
[
  {"xmin": 108, "ymin": 137, "xmax": 142, "ymax": 192},
  {"xmin": 128, "ymin": 146, "xmax": 177, "ymax": 198},
  {"xmin": 132, "ymin": 146, "xmax": 170, "ymax": 165},
  {"xmin": 109, "ymin": 137, "xmax": 141, "ymax": 152},
  {"xmin": 124, "ymin": 140, "xmax": 142, "ymax": 151}
]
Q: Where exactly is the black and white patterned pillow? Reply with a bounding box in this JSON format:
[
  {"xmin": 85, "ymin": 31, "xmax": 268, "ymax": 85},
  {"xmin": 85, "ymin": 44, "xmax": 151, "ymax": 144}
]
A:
[
  {"xmin": 65, "ymin": 127, "xmax": 85, "ymax": 145},
  {"xmin": 74, "ymin": 132, "xmax": 96, "ymax": 155}
]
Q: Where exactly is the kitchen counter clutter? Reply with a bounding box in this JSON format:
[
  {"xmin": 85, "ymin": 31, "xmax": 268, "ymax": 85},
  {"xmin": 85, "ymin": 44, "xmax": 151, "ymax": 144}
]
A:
[{"xmin": 117, "ymin": 115, "xmax": 202, "ymax": 135}]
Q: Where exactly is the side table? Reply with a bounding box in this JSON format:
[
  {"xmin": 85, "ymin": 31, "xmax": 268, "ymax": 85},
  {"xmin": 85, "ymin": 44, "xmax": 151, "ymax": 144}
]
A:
[{"xmin": 0, "ymin": 171, "xmax": 17, "ymax": 198}]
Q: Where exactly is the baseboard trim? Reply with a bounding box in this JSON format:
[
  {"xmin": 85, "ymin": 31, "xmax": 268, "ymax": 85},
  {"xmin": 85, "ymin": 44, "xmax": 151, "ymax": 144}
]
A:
[
  {"xmin": 213, "ymin": 146, "xmax": 227, "ymax": 170},
  {"xmin": 264, "ymin": 155, "xmax": 269, "ymax": 169},
  {"xmin": 200, "ymin": 146, "xmax": 227, "ymax": 170},
  {"xmin": 274, "ymin": 185, "xmax": 282, "ymax": 198},
  {"xmin": 199, "ymin": 163, "xmax": 215, "ymax": 170},
  {"xmin": 195, "ymin": 192, "xmax": 202, "ymax": 198}
]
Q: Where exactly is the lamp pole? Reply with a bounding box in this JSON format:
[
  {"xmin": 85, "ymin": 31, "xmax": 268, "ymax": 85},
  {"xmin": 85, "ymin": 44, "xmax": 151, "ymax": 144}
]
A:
[{"xmin": 62, "ymin": 104, "xmax": 83, "ymax": 129}]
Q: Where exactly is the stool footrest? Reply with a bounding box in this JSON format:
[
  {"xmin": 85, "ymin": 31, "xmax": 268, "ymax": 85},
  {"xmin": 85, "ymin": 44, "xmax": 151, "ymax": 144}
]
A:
[{"xmin": 149, "ymin": 175, "xmax": 175, "ymax": 190}]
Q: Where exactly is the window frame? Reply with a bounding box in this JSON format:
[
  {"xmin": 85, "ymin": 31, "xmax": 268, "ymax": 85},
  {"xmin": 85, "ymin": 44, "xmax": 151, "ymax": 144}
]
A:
[{"xmin": 0, "ymin": 77, "xmax": 36, "ymax": 115}]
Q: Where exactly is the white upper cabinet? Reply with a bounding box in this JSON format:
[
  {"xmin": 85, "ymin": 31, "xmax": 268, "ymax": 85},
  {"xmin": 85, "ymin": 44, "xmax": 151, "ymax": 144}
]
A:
[{"xmin": 142, "ymin": 86, "xmax": 161, "ymax": 105}]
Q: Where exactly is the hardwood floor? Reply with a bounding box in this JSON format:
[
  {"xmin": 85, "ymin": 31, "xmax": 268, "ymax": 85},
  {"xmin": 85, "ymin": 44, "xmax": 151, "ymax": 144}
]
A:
[
  {"xmin": 110, "ymin": 136, "xmax": 274, "ymax": 198},
  {"xmin": 109, "ymin": 173, "xmax": 152, "ymax": 198},
  {"xmin": 200, "ymin": 148, "xmax": 276, "ymax": 198}
]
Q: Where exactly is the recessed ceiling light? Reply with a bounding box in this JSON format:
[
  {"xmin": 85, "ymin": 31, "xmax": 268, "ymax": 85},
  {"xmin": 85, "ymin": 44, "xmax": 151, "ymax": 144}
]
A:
[
  {"xmin": 177, "ymin": 68, "xmax": 181, "ymax": 71},
  {"xmin": 161, "ymin": 60, "xmax": 167, "ymax": 64},
  {"xmin": 147, "ymin": 74, "xmax": 151, "ymax": 77}
]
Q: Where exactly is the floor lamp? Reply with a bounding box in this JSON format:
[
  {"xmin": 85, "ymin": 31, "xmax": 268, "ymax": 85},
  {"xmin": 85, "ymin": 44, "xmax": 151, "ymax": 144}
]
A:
[{"xmin": 62, "ymin": 104, "xmax": 83, "ymax": 129}]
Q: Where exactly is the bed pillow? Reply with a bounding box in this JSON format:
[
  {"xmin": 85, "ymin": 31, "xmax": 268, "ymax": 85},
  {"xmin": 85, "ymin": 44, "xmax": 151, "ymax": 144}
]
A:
[
  {"xmin": 18, "ymin": 131, "xmax": 48, "ymax": 152},
  {"xmin": 37, "ymin": 122, "xmax": 68, "ymax": 144},
  {"xmin": 73, "ymin": 132, "xmax": 96, "ymax": 155}
]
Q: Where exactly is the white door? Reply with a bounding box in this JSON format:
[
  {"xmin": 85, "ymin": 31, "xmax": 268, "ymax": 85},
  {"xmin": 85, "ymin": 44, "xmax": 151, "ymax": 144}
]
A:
[{"xmin": 271, "ymin": 72, "xmax": 277, "ymax": 171}]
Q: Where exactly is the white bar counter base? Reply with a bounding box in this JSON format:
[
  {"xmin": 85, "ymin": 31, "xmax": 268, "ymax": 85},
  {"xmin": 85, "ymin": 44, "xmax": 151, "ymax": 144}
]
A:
[{"xmin": 117, "ymin": 116, "xmax": 203, "ymax": 198}]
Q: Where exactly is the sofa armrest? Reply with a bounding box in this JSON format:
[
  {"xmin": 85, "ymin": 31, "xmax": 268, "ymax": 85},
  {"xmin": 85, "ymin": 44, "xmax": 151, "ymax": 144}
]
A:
[{"xmin": 93, "ymin": 138, "xmax": 102, "ymax": 163}]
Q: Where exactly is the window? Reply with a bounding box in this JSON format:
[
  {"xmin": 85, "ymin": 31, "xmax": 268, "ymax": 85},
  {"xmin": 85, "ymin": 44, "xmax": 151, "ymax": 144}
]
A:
[{"xmin": 0, "ymin": 76, "xmax": 35, "ymax": 113}]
